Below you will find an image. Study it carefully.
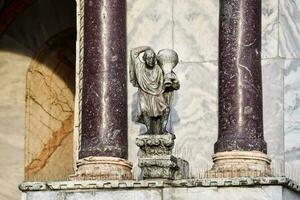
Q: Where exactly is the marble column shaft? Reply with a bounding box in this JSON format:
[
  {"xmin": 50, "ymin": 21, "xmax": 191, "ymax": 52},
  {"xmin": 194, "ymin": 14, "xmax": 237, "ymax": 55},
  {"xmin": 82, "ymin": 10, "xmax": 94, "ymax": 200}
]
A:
[
  {"xmin": 80, "ymin": 0, "xmax": 127, "ymax": 159},
  {"xmin": 215, "ymin": 0, "xmax": 267, "ymax": 154}
]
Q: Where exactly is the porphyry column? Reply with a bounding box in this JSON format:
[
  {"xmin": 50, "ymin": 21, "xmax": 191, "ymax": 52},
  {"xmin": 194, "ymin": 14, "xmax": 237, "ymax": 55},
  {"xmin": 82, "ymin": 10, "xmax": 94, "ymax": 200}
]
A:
[
  {"xmin": 71, "ymin": 0, "xmax": 132, "ymax": 180},
  {"xmin": 211, "ymin": 0, "xmax": 271, "ymax": 177}
]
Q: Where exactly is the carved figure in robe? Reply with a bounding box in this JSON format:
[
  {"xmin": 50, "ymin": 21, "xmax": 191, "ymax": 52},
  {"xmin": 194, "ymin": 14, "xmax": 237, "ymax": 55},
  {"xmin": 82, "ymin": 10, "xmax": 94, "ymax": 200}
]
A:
[{"xmin": 130, "ymin": 46, "xmax": 180, "ymax": 135}]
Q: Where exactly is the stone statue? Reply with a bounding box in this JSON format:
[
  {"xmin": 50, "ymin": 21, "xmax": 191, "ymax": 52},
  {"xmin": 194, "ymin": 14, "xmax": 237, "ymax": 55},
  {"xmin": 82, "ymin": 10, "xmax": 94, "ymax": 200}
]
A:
[
  {"xmin": 130, "ymin": 46, "xmax": 180, "ymax": 135},
  {"xmin": 131, "ymin": 46, "xmax": 188, "ymax": 180}
]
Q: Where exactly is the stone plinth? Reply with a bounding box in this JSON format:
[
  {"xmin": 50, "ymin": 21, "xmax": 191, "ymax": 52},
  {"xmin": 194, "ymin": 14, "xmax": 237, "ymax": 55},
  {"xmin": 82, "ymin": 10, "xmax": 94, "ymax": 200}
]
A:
[
  {"xmin": 208, "ymin": 151, "xmax": 271, "ymax": 178},
  {"xmin": 136, "ymin": 134, "xmax": 189, "ymax": 180},
  {"xmin": 139, "ymin": 155, "xmax": 179, "ymax": 180},
  {"xmin": 19, "ymin": 177, "xmax": 300, "ymax": 200},
  {"xmin": 69, "ymin": 157, "xmax": 132, "ymax": 180}
]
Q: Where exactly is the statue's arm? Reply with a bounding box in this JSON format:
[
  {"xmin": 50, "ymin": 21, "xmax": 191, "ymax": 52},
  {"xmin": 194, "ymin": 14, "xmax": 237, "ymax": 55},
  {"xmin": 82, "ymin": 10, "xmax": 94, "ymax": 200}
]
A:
[
  {"xmin": 130, "ymin": 46, "xmax": 151, "ymax": 87},
  {"xmin": 130, "ymin": 46, "xmax": 152, "ymax": 62}
]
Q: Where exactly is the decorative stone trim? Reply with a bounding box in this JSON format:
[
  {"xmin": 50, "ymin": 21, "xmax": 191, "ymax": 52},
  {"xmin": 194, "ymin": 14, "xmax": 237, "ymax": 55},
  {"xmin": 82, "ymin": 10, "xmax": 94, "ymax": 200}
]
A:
[
  {"xmin": 69, "ymin": 156, "xmax": 133, "ymax": 180},
  {"xmin": 136, "ymin": 134, "xmax": 175, "ymax": 156},
  {"xmin": 19, "ymin": 177, "xmax": 300, "ymax": 194},
  {"xmin": 209, "ymin": 151, "xmax": 271, "ymax": 178}
]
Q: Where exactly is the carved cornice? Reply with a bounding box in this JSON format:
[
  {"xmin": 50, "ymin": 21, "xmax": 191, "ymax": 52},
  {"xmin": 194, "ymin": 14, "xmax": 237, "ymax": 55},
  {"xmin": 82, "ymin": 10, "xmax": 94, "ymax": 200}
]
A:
[{"xmin": 19, "ymin": 177, "xmax": 300, "ymax": 194}]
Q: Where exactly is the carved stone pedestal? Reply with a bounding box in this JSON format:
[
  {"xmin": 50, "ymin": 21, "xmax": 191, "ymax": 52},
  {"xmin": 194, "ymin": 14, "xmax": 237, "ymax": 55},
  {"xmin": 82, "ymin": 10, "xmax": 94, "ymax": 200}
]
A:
[
  {"xmin": 136, "ymin": 134, "xmax": 189, "ymax": 180},
  {"xmin": 69, "ymin": 157, "xmax": 133, "ymax": 180},
  {"xmin": 208, "ymin": 151, "xmax": 271, "ymax": 178}
]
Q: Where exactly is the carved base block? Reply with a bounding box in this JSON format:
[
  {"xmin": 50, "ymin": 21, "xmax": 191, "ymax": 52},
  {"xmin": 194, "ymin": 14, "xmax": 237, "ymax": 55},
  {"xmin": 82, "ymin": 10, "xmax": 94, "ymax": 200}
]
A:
[
  {"xmin": 136, "ymin": 134, "xmax": 189, "ymax": 180},
  {"xmin": 69, "ymin": 156, "xmax": 133, "ymax": 180},
  {"xmin": 139, "ymin": 156, "xmax": 178, "ymax": 180},
  {"xmin": 136, "ymin": 134, "xmax": 175, "ymax": 156},
  {"xmin": 208, "ymin": 151, "xmax": 271, "ymax": 178}
]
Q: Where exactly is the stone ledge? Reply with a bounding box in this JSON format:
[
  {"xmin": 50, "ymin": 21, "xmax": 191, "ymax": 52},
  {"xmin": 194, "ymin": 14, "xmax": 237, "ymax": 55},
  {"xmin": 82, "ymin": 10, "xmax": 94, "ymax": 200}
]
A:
[{"xmin": 19, "ymin": 177, "xmax": 300, "ymax": 194}]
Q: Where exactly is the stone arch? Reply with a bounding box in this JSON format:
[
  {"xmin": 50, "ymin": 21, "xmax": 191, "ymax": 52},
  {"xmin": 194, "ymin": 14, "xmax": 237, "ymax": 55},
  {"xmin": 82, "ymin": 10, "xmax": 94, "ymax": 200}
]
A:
[{"xmin": 25, "ymin": 29, "xmax": 76, "ymax": 181}]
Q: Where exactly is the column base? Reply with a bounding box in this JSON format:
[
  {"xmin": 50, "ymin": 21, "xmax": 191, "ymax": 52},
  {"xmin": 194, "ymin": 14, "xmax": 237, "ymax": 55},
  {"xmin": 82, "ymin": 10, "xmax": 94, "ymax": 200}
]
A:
[
  {"xmin": 208, "ymin": 151, "xmax": 271, "ymax": 178},
  {"xmin": 69, "ymin": 156, "xmax": 133, "ymax": 180}
]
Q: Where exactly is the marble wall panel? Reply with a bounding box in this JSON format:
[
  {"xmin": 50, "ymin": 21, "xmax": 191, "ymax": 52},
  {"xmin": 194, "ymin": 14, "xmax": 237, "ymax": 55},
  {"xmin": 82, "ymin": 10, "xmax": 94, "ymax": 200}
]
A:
[
  {"xmin": 285, "ymin": 122, "xmax": 300, "ymax": 167},
  {"xmin": 173, "ymin": 0, "xmax": 219, "ymax": 62},
  {"xmin": 284, "ymin": 59, "xmax": 300, "ymax": 122},
  {"xmin": 284, "ymin": 59, "xmax": 300, "ymax": 181},
  {"xmin": 279, "ymin": 0, "xmax": 300, "ymax": 58},
  {"xmin": 127, "ymin": 0, "xmax": 173, "ymax": 51},
  {"xmin": 173, "ymin": 0, "xmax": 278, "ymax": 62},
  {"xmin": 261, "ymin": 0, "xmax": 280, "ymax": 59},
  {"xmin": 262, "ymin": 59, "xmax": 285, "ymax": 172}
]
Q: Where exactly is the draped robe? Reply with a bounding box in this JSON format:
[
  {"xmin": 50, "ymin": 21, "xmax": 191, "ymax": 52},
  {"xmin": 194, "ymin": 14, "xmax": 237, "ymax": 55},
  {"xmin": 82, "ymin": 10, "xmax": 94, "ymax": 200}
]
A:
[{"xmin": 130, "ymin": 56, "xmax": 170, "ymax": 123}]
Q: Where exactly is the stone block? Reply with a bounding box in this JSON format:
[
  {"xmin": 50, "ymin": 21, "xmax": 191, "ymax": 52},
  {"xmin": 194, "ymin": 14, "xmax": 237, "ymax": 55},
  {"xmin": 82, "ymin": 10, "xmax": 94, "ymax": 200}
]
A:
[
  {"xmin": 65, "ymin": 189, "xmax": 162, "ymax": 200},
  {"xmin": 279, "ymin": 0, "xmax": 300, "ymax": 58},
  {"xmin": 163, "ymin": 186, "xmax": 283, "ymax": 200}
]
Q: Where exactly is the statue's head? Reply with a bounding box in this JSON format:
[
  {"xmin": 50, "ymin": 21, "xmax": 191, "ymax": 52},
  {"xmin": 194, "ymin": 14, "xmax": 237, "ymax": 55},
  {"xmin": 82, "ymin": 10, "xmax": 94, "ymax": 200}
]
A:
[{"xmin": 143, "ymin": 49, "xmax": 156, "ymax": 68}]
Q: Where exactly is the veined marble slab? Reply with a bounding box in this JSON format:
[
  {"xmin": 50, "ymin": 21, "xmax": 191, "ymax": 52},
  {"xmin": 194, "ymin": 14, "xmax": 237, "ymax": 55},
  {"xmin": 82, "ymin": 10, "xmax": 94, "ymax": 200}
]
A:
[
  {"xmin": 285, "ymin": 121, "xmax": 300, "ymax": 171},
  {"xmin": 127, "ymin": 0, "xmax": 173, "ymax": 52},
  {"xmin": 262, "ymin": 59, "xmax": 285, "ymax": 174},
  {"xmin": 284, "ymin": 59, "xmax": 300, "ymax": 183},
  {"xmin": 284, "ymin": 59, "xmax": 300, "ymax": 122},
  {"xmin": 279, "ymin": 0, "xmax": 300, "ymax": 58},
  {"xmin": 173, "ymin": 0, "xmax": 219, "ymax": 62},
  {"xmin": 262, "ymin": 0, "xmax": 279, "ymax": 59}
]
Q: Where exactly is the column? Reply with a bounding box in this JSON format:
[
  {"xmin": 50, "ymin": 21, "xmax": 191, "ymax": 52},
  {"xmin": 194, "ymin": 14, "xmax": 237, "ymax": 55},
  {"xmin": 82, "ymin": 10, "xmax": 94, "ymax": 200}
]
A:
[
  {"xmin": 71, "ymin": 0, "xmax": 132, "ymax": 180},
  {"xmin": 211, "ymin": 0, "xmax": 271, "ymax": 177}
]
